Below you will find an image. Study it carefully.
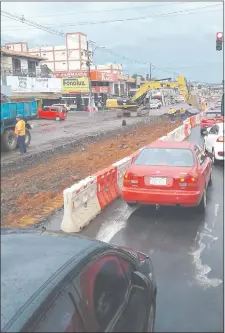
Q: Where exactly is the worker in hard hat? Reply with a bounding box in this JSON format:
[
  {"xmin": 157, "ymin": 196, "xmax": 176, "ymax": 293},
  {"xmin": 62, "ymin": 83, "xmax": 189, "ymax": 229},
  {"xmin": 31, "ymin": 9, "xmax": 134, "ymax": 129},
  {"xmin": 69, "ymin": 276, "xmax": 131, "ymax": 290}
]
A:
[
  {"xmin": 168, "ymin": 107, "xmax": 176, "ymax": 123},
  {"xmin": 180, "ymin": 107, "xmax": 186, "ymax": 121}
]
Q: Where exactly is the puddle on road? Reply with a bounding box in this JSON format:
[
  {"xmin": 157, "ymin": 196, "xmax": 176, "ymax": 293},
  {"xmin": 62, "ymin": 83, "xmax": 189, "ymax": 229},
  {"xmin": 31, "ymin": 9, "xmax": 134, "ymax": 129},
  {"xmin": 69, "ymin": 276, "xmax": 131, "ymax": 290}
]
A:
[{"xmin": 188, "ymin": 204, "xmax": 223, "ymax": 289}]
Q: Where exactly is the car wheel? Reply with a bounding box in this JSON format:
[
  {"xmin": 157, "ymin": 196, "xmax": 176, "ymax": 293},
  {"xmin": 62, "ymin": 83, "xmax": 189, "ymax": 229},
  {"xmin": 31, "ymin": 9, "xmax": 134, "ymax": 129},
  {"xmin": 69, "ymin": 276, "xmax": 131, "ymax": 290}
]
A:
[
  {"xmin": 55, "ymin": 116, "xmax": 60, "ymax": 121},
  {"xmin": 126, "ymin": 202, "xmax": 137, "ymax": 208},
  {"xmin": 147, "ymin": 300, "xmax": 156, "ymax": 332},
  {"xmin": 212, "ymin": 149, "xmax": 218, "ymax": 165},
  {"xmin": 208, "ymin": 169, "xmax": 213, "ymax": 186},
  {"xmin": 197, "ymin": 188, "xmax": 207, "ymax": 212},
  {"xmin": 203, "ymin": 141, "xmax": 208, "ymax": 153}
]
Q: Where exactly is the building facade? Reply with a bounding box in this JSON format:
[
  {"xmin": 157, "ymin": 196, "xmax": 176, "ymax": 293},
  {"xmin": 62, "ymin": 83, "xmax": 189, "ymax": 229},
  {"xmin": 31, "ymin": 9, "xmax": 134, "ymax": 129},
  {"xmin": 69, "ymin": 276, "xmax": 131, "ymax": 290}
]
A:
[
  {"xmin": 28, "ymin": 32, "xmax": 89, "ymax": 73},
  {"xmin": 1, "ymin": 47, "xmax": 44, "ymax": 77}
]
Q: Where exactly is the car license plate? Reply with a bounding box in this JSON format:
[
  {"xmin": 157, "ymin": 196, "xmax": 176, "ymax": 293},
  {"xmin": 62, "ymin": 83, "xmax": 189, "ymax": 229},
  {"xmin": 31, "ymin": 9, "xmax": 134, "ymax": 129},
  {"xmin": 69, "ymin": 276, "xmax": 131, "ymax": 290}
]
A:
[{"xmin": 150, "ymin": 177, "xmax": 167, "ymax": 186}]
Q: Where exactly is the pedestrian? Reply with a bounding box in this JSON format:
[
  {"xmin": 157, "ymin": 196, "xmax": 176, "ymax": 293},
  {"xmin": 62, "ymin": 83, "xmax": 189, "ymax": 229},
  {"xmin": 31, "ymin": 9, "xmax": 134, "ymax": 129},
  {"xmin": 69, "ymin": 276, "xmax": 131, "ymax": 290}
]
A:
[
  {"xmin": 168, "ymin": 107, "xmax": 176, "ymax": 123},
  {"xmin": 15, "ymin": 116, "xmax": 27, "ymax": 154},
  {"xmin": 179, "ymin": 107, "xmax": 186, "ymax": 121}
]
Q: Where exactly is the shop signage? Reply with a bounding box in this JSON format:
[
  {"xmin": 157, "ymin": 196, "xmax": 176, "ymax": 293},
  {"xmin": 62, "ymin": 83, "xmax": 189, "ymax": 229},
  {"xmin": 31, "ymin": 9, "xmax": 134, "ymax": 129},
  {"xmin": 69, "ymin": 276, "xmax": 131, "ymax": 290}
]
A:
[
  {"xmin": 92, "ymin": 86, "xmax": 111, "ymax": 93},
  {"xmin": 62, "ymin": 77, "xmax": 89, "ymax": 93},
  {"xmin": 90, "ymin": 71, "xmax": 118, "ymax": 82},
  {"xmin": 6, "ymin": 76, "xmax": 61, "ymax": 93},
  {"xmin": 54, "ymin": 71, "xmax": 88, "ymax": 78}
]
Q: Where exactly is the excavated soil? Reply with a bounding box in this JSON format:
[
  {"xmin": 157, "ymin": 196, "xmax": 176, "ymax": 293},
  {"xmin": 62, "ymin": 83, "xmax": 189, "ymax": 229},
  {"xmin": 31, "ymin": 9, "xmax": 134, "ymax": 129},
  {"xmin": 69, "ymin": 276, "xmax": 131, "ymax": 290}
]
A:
[{"xmin": 1, "ymin": 120, "xmax": 180, "ymax": 227}]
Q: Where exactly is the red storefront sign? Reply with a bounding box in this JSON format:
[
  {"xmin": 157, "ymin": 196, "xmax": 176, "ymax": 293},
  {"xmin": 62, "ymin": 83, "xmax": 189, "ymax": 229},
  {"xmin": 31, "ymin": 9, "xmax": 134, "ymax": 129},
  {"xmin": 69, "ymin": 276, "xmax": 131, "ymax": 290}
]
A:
[
  {"xmin": 90, "ymin": 71, "xmax": 118, "ymax": 82},
  {"xmin": 92, "ymin": 86, "xmax": 111, "ymax": 93}
]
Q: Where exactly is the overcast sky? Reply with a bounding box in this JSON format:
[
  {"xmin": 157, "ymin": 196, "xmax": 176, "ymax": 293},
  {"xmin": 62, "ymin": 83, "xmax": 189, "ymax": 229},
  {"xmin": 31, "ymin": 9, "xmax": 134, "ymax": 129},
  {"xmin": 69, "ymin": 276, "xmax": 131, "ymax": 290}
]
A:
[{"xmin": 1, "ymin": 1, "xmax": 224, "ymax": 82}]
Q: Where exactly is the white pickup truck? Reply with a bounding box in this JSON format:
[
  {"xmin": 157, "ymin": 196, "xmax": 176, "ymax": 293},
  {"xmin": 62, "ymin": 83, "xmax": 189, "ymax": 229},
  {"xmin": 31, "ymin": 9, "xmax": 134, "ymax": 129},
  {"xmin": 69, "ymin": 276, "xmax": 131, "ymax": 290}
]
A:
[{"xmin": 150, "ymin": 99, "xmax": 162, "ymax": 109}]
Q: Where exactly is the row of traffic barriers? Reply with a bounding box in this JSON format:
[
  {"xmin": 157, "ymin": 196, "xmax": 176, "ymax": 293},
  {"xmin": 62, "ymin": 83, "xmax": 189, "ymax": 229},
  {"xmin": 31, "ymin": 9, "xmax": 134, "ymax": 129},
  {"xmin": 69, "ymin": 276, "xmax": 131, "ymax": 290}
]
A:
[{"xmin": 61, "ymin": 113, "xmax": 203, "ymax": 233}]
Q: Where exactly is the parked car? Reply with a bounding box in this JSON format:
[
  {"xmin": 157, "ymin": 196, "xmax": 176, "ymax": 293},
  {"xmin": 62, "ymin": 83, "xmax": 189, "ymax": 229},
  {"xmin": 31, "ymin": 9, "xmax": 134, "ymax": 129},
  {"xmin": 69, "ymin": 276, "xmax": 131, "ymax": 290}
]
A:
[
  {"xmin": 150, "ymin": 100, "xmax": 162, "ymax": 109},
  {"xmin": 52, "ymin": 104, "xmax": 70, "ymax": 112},
  {"xmin": 200, "ymin": 110, "xmax": 223, "ymax": 135},
  {"xmin": 38, "ymin": 106, "xmax": 67, "ymax": 121},
  {"xmin": 203, "ymin": 122, "xmax": 224, "ymax": 164},
  {"xmin": 122, "ymin": 140, "xmax": 212, "ymax": 212},
  {"xmin": 1, "ymin": 229, "xmax": 157, "ymax": 333}
]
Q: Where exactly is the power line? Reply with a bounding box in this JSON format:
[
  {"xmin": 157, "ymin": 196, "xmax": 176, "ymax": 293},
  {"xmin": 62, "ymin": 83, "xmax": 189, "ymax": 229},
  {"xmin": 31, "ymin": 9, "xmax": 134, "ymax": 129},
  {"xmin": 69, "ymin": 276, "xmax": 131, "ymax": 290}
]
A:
[
  {"xmin": 1, "ymin": 8, "xmax": 218, "ymax": 78},
  {"xmin": 2, "ymin": 4, "xmax": 222, "ymax": 31},
  {"xmin": 25, "ymin": 2, "xmax": 185, "ymax": 19}
]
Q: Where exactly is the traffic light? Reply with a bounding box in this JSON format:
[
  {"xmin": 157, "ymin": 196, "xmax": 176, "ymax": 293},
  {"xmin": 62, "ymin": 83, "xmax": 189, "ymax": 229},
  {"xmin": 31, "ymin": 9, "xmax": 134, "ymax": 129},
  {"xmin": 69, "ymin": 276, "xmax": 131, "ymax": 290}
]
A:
[{"xmin": 216, "ymin": 32, "xmax": 223, "ymax": 51}]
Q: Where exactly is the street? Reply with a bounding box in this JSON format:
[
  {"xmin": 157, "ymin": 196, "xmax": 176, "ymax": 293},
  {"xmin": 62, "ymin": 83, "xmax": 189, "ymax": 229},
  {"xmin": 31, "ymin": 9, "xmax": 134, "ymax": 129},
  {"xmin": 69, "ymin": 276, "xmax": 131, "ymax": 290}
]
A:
[
  {"xmin": 45, "ymin": 126, "xmax": 223, "ymax": 332},
  {"xmin": 1, "ymin": 103, "xmax": 189, "ymax": 168}
]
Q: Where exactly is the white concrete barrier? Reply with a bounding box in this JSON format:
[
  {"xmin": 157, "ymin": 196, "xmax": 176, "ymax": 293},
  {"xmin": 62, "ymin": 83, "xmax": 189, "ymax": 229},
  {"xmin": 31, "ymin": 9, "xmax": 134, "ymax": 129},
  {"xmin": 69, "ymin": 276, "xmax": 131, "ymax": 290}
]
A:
[
  {"xmin": 174, "ymin": 125, "xmax": 185, "ymax": 141},
  {"xmin": 61, "ymin": 176, "xmax": 101, "ymax": 233},
  {"xmin": 113, "ymin": 156, "xmax": 132, "ymax": 192}
]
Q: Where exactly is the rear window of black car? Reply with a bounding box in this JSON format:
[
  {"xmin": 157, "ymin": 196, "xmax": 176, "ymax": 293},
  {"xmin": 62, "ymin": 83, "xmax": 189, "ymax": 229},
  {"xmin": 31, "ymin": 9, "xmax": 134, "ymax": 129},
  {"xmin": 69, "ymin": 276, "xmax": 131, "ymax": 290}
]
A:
[{"xmin": 134, "ymin": 148, "xmax": 194, "ymax": 167}]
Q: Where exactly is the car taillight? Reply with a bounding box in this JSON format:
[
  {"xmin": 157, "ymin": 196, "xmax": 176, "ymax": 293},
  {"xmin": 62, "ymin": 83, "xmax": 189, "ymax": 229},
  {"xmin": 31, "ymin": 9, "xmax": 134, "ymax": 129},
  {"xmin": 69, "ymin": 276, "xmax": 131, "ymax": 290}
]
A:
[
  {"xmin": 123, "ymin": 172, "xmax": 140, "ymax": 186},
  {"xmin": 216, "ymin": 136, "xmax": 224, "ymax": 142},
  {"xmin": 178, "ymin": 175, "xmax": 198, "ymax": 187}
]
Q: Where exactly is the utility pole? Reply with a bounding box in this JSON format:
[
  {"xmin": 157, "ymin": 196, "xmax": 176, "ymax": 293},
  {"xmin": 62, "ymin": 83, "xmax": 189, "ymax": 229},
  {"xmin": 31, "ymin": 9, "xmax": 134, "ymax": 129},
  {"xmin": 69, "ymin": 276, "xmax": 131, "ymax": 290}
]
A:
[
  {"xmin": 86, "ymin": 41, "xmax": 93, "ymax": 114},
  {"xmin": 149, "ymin": 63, "xmax": 152, "ymax": 80}
]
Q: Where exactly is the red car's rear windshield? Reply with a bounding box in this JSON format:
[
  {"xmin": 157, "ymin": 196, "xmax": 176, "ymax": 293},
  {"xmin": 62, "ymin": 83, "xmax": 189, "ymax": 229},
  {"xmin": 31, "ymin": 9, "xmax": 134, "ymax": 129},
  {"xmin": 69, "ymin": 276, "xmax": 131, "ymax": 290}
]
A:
[
  {"xmin": 134, "ymin": 148, "xmax": 194, "ymax": 167},
  {"xmin": 205, "ymin": 112, "xmax": 221, "ymax": 117}
]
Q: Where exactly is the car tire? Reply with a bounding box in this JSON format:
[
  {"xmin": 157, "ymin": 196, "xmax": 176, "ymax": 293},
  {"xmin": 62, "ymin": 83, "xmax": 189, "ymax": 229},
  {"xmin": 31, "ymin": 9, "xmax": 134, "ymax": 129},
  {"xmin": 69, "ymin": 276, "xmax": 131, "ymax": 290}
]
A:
[
  {"xmin": 147, "ymin": 300, "xmax": 156, "ymax": 332},
  {"xmin": 208, "ymin": 169, "xmax": 213, "ymax": 186},
  {"xmin": 126, "ymin": 202, "xmax": 137, "ymax": 208},
  {"xmin": 203, "ymin": 141, "xmax": 208, "ymax": 153},
  {"xmin": 2, "ymin": 129, "xmax": 17, "ymax": 151},
  {"xmin": 25, "ymin": 129, "xmax": 31, "ymax": 147},
  {"xmin": 55, "ymin": 116, "xmax": 60, "ymax": 121},
  {"xmin": 197, "ymin": 187, "xmax": 207, "ymax": 212},
  {"xmin": 212, "ymin": 148, "xmax": 218, "ymax": 165}
]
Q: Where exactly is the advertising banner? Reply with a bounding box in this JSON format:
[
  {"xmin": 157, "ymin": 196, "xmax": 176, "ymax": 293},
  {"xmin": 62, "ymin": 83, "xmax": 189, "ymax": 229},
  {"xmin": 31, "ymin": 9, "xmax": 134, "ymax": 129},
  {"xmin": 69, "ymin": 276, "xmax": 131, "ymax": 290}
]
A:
[
  {"xmin": 6, "ymin": 76, "xmax": 61, "ymax": 93},
  {"xmin": 61, "ymin": 77, "xmax": 90, "ymax": 93},
  {"xmin": 92, "ymin": 86, "xmax": 111, "ymax": 93}
]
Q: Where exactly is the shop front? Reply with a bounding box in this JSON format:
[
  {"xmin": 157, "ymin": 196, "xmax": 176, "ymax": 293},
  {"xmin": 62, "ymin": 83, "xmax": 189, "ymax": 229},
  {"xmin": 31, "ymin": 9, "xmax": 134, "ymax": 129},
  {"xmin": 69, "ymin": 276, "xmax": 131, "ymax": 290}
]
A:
[
  {"xmin": 90, "ymin": 71, "xmax": 117, "ymax": 105},
  {"xmin": 61, "ymin": 77, "xmax": 90, "ymax": 111}
]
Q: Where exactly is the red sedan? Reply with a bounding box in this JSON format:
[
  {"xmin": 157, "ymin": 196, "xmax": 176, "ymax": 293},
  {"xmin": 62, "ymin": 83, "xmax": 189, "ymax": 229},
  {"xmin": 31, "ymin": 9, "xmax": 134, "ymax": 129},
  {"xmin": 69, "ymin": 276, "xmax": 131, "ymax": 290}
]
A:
[
  {"xmin": 200, "ymin": 110, "xmax": 223, "ymax": 135},
  {"xmin": 122, "ymin": 141, "xmax": 213, "ymax": 211},
  {"xmin": 38, "ymin": 106, "xmax": 67, "ymax": 120}
]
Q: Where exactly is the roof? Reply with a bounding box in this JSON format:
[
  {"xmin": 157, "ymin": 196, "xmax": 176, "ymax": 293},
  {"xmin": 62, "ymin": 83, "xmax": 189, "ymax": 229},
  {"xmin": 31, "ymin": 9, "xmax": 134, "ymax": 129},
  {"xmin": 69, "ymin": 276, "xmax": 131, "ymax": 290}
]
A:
[
  {"xmin": 147, "ymin": 140, "xmax": 193, "ymax": 149},
  {"xmin": 1, "ymin": 229, "xmax": 101, "ymax": 331},
  {"xmin": 1, "ymin": 47, "xmax": 45, "ymax": 61}
]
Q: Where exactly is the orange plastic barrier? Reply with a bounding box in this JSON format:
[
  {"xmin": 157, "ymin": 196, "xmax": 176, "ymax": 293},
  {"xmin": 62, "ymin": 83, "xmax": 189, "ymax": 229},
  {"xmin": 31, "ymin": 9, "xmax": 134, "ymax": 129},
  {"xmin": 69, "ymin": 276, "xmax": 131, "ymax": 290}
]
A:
[
  {"xmin": 95, "ymin": 166, "xmax": 119, "ymax": 209},
  {"xmin": 190, "ymin": 116, "xmax": 197, "ymax": 128}
]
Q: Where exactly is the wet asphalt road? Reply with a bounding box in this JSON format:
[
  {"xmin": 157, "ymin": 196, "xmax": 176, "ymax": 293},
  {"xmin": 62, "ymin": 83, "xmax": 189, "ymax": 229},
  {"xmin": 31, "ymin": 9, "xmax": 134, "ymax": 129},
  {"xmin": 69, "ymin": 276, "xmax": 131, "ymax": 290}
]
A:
[
  {"xmin": 78, "ymin": 126, "xmax": 224, "ymax": 332},
  {"xmin": 44, "ymin": 125, "xmax": 223, "ymax": 332}
]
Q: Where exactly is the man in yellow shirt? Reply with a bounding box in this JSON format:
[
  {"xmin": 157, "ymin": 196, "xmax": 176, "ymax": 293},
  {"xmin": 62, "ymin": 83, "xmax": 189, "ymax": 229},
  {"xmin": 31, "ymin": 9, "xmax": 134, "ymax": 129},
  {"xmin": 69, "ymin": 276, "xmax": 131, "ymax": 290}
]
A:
[
  {"xmin": 15, "ymin": 116, "xmax": 27, "ymax": 154},
  {"xmin": 168, "ymin": 107, "xmax": 176, "ymax": 123},
  {"xmin": 180, "ymin": 107, "xmax": 186, "ymax": 121}
]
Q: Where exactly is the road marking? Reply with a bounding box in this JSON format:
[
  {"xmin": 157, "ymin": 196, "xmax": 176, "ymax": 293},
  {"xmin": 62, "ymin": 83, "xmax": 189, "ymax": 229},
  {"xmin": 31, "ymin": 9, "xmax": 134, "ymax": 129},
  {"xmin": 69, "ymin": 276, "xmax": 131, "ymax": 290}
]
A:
[
  {"xmin": 96, "ymin": 205, "xmax": 132, "ymax": 243},
  {"xmin": 214, "ymin": 203, "xmax": 219, "ymax": 217}
]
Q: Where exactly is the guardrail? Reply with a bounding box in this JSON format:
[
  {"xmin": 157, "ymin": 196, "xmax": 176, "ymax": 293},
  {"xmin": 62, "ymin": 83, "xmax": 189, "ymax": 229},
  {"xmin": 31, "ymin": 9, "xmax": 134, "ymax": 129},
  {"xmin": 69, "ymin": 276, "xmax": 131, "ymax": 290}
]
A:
[{"xmin": 61, "ymin": 113, "xmax": 202, "ymax": 233}]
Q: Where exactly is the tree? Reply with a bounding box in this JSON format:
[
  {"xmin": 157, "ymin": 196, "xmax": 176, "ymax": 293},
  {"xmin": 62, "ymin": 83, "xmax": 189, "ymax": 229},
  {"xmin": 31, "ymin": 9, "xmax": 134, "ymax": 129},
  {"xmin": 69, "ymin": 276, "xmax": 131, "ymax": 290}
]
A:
[{"xmin": 132, "ymin": 74, "xmax": 138, "ymax": 79}]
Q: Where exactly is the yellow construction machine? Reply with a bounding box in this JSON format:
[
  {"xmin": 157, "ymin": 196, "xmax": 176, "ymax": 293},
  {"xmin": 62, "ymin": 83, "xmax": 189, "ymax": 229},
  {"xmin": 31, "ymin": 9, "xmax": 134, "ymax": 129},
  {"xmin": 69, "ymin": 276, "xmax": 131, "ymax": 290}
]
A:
[{"xmin": 106, "ymin": 75, "xmax": 200, "ymax": 117}]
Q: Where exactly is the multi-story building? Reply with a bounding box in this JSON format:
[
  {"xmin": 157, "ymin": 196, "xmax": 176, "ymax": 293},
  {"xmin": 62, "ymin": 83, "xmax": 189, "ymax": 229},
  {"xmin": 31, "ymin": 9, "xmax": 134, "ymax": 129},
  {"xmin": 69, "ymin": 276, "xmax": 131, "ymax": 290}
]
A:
[
  {"xmin": 1, "ymin": 46, "xmax": 44, "ymax": 77},
  {"xmin": 27, "ymin": 32, "xmax": 89, "ymax": 73}
]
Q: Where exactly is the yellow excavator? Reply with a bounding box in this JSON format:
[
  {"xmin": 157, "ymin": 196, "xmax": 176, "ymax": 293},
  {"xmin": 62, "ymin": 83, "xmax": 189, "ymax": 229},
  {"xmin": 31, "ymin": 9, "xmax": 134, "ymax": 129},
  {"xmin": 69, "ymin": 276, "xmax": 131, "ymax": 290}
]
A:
[{"xmin": 106, "ymin": 75, "xmax": 200, "ymax": 117}]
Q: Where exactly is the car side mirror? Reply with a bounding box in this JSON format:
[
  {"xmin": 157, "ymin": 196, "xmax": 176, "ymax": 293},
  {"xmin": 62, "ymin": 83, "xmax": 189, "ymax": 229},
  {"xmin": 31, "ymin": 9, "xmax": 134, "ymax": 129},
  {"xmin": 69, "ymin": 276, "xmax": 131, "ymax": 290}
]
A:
[
  {"xmin": 132, "ymin": 270, "xmax": 149, "ymax": 288},
  {"xmin": 203, "ymin": 130, "xmax": 208, "ymax": 136}
]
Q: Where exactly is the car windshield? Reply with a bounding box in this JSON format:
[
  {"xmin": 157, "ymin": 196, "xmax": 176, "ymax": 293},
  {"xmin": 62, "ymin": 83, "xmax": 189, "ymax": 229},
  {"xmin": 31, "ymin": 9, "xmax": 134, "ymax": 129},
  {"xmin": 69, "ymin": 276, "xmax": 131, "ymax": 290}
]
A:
[
  {"xmin": 134, "ymin": 148, "xmax": 194, "ymax": 167},
  {"xmin": 206, "ymin": 112, "xmax": 221, "ymax": 117}
]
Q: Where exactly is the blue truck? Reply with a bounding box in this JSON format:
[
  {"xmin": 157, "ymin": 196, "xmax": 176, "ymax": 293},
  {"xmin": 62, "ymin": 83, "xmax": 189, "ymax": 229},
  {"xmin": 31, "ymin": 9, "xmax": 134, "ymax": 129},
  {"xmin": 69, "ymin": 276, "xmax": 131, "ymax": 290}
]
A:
[{"xmin": 1, "ymin": 94, "xmax": 38, "ymax": 151}]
